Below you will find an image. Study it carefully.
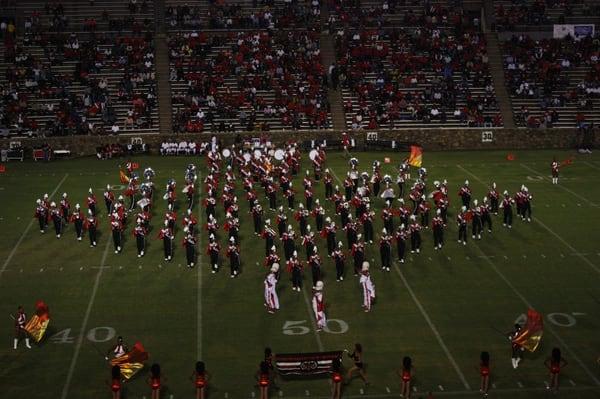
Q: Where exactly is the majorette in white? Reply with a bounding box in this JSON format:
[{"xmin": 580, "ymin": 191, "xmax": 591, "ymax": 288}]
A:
[
  {"xmin": 359, "ymin": 262, "xmax": 376, "ymax": 312},
  {"xmin": 312, "ymin": 281, "xmax": 327, "ymax": 331},
  {"xmin": 264, "ymin": 263, "xmax": 280, "ymax": 313}
]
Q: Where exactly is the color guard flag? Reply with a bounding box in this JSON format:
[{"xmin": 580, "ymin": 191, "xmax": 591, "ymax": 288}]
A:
[
  {"xmin": 0, "ymin": 164, "xmax": 5, "ymax": 173},
  {"xmin": 24, "ymin": 300, "xmax": 50, "ymax": 342},
  {"xmin": 408, "ymin": 146, "xmax": 423, "ymax": 167},
  {"xmin": 560, "ymin": 158, "xmax": 573, "ymax": 167},
  {"xmin": 110, "ymin": 342, "xmax": 148, "ymax": 380},
  {"xmin": 119, "ymin": 169, "xmax": 130, "ymax": 184},
  {"xmin": 275, "ymin": 351, "xmax": 343, "ymax": 375},
  {"xmin": 513, "ymin": 309, "xmax": 543, "ymax": 352},
  {"xmin": 506, "ymin": 153, "xmax": 516, "ymax": 161}
]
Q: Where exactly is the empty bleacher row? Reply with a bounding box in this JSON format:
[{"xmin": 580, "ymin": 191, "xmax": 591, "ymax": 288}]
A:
[
  {"xmin": 168, "ymin": 30, "xmax": 332, "ymax": 133},
  {"xmin": 502, "ymin": 34, "xmax": 600, "ymax": 128}
]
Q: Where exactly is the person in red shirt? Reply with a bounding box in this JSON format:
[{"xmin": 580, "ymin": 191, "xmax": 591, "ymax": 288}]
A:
[
  {"xmin": 108, "ymin": 365, "xmax": 121, "ymax": 399},
  {"xmin": 479, "ymin": 351, "xmax": 490, "ymax": 397},
  {"xmin": 545, "ymin": 348, "xmax": 567, "ymax": 393},
  {"xmin": 191, "ymin": 361, "xmax": 209, "ymax": 399},
  {"xmin": 398, "ymin": 356, "xmax": 413, "ymax": 398},
  {"xmin": 257, "ymin": 361, "xmax": 270, "ymax": 399},
  {"xmin": 148, "ymin": 363, "xmax": 163, "ymax": 399},
  {"xmin": 331, "ymin": 357, "xmax": 343, "ymax": 399}
]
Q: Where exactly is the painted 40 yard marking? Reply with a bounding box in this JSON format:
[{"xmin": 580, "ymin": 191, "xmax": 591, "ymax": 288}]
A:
[{"xmin": 50, "ymin": 326, "xmax": 116, "ymax": 344}]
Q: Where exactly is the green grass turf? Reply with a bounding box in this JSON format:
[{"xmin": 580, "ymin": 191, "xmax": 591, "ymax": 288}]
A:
[{"xmin": 0, "ymin": 150, "xmax": 599, "ymax": 399}]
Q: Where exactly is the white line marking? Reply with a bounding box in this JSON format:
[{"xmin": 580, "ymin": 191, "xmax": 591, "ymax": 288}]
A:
[
  {"xmin": 385, "ymin": 387, "xmax": 390, "ymax": 393},
  {"xmin": 278, "ymin": 391, "xmax": 283, "ymax": 397},
  {"xmin": 570, "ymin": 379, "xmax": 576, "ymax": 386},
  {"xmin": 394, "ymin": 263, "xmax": 470, "ymax": 390},
  {"xmin": 544, "ymin": 381, "xmax": 549, "ymax": 389},
  {"xmin": 197, "ymin": 172, "xmax": 203, "ymax": 360},
  {"xmin": 0, "ymin": 174, "xmax": 68, "ymax": 284},
  {"xmin": 438, "ymin": 385, "xmax": 445, "ymax": 391},
  {"xmin": 301, "ymin": 287, "xmax": 324, "ymax": 352},
  {"xmin": 251, "ymin": 392, "xmax": 255, "ymax": 398},
  {"xmin": 583, "ymin": 161, "xmax": 600, "ymax": 171},
  {"xmin": 520, "ymin": 163, "xmax": 597, "ymax": 206},
  {"xmin": 541, "ymin": 254, "xmax": 546, "ymax": 258},
  {"xmin": 458, "ymin": 165, "xmax": 600, "ymax": 386},
  {"xmin": 517, "ymin": 382, "xmax": 523, "ymax": 388},
  {"xmin": 305, "ymin": 390, "xmax": 310, "ymax": 396},
  {"xmin": 359, "ymin": 388, "xmax": 364, "ymax": 395},
  {"xmin": 492, "ymin": 383, "xmax": 497, "ymax": 389},
  {"xmin": 61, "ymin": 238, "xmax": 112, "ymax": 399}
]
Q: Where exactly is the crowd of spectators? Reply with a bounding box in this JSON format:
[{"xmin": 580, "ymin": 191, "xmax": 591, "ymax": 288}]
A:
[
  {"xmin": 169, "ymin": 30, "xmax": 331, "ymax": 133},
  {"xmin": 335, "ymin": 22, "xmax": 501, "ymax": 128},
  {"xmin": 1, "ymin": 31, "xmax": 157, "ymax": 135},
  {"xmin": 503, "ymin": 33, "xmax": 600, "ymax": 128},
  {"xmin": 166, "ymin": 0, "xmax": 320, "ymax": 30},
  {"xmin": 495, "ymin": 0, "xmax": 600, "ymax": 31}
]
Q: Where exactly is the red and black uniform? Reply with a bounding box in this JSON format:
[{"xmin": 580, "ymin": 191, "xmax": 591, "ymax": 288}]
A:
[
  {"xmin": 481, "ymin": 202, "xmax": 492, "ymax": 232},
  {"xmin": 111, "ymin": 219, "xmax": 123, "ymax": 253},
  {"xmin": 324, "ymin": 172, "xmax": 333, "ymax": 199},
  {"xmin": 183, "ymin": 234, "xmax": 197, "ymax": 267},
  {"xmin": 488, "ymin": 188, "xmax": 499, "ymax": 214},
  {"xmin": 251, "ymin": 205, "xmax": 264, "ymax": 235},
  {"xmin": 281, "ymin": 230, "xmax": 296, "ymax": 261},
  {"xmin": 307, "ymin": 254, "xmax": 322, "ymax": 288},
  {"xmin": 312, "ymin": 205, "xmax": 325, "ymax": 231},
  {"xmin": 295, "ymin": 209, "xmax": 309, "ymax": 237},
  {"xmin": 283, "ymin": 186, "xmax": 294, "ymax": 210},
  {"xmin": 84, "ymin": 214, "xmax": 98, "ymax": 247},
  {"xmin": 87, "ymin": 193, "xmax": 97, "ymax": 216},
  {"xmin": 480, "ymin": 363, "xmax": 490, "ymax": 377},
  {"xmin": 351, "ymin": 241, "xmax": 365, "ymax": 275},
  {"xmin": 158, "ymin": 227, "xmax": 174, "ymax": 260},
  {"xmin": 50, "ymin": 206, "xmax": 63, "ymax": 237},
  {"xmin": 323, "ymin": 223, "xmax": 337, "ymax": 255},
  {"xmin": 276, "ymin": 213, "xmax": 287, "ymax": 237},
  {"xmin": 133, "ymin": 225, "xmax": 147, "ymax": 256},
  {"xmin": 395, "ymin": 228, "xmax": 408, "ymax": 262},
  {"xmin": 150, "ymin": 376, "xmax": 161, "ymax": 391},
  {"xmin": 301, "ymin": 233, "xmax": 315, "ymax": 258},
  {"xmin": 104, "ymin": 189, "xmax": 115, "ymax": 213},
  {"xmin": 70, "ymin": 209, "xmax": 84, "ymax": 240},
  {"xmin": 409, "ymin": 221, "xmax": 422, "ymax": 252},
  {"xmin": 332, "ymin": 248, "xmax": 345, "ymax": 281},
  {"xmin": 361, "ymin": 211, "xmax": 375, "ymax": 243},
  {"xmin": 343, "ymin": 220, "xmax": 358, "ymax": 247},
  {"xmin": 35, "ymin": 203, "xmax": 48, "ymax": 233},
  {"xmin": 60, "ymin": 197, "xmax": 71, "ymax": 223},
  {"xmin": 458, "ymin": 185, "xmax": 471, "ymax": 208},
  {"xmin": 195, "ymin": 371, "xmax": 206, "ymax": 389},
  {"xmin": 304, "ymin": 188, "xmax": 314, "ymax": 211},
  {"xmin": 502, "ymin": 195, "xmax": 514, "ymax": 227},
  {"xmin": 226, "ymin": 244, "xmax": 240, "ymax": 277},
  {"xmin": 287, "ymin": 257, "xmax": 303, "ymax": 290},
  {"xmin": 382, "ymin": 207, "xmax": 394, "ymax": 234},
  {"xmin": 551, "ymin": 161, "xmax": 559, "ymax": 178},
  {"xmin": 261, "ymin": 226, "xmax": 276, "ymax": 256},
  {"xmin": 432, "ymin": 215, "xmax": 444, "ymax": 248},
  {"xmin": 457, "ymin": 212, "xmax": 468, "ymax": 243},
  {"xmin": 207, "ymin": 241, "xmax": 220, "ymax": 272},
  {"xmin": 111, "ymin": 378, "xmax": 121, "ymax": 393},
  {"xmin": 379, "ymin": 234, "xmax": 392, "ymax": 271}
]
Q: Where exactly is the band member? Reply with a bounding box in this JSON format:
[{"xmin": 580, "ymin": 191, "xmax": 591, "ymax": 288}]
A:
[
  {"xmin": 104, "ymin": 184, "xmax": 115, "ymax": 213},
  {"xmin": 60, "ymin": 193, "xmax": 70, "ymax": 223},
  {"xmin": 331, "ymin": 357, "xmax": 343, "ymax": 399},
  {"xmin": 480, "ymin": 352, "xmax": 490, "ymax": 397},
  {"xmin": 509, "ymin": 324, "xmax": 523, "ymax": 369},
  {"xmin": 106, "ymin": 336, "xmax": 128, "ymax": 359},
  {"xmin": 70, "ymin": 203, "xmax": 84, "ymax": 241},
  {"xmin": 252, "ymin": 203, "xmax": 264, "ymax": 236},
  {"xmin": 206, "ymin": 214, "xmax": 218, "ymax": 237},
  {"xmin": 360, "ymin": 262, "xmax": 376, "ymax": 312},
  {"xmin": 313, "ymin": 199, "xmax": 325, "ymax": 231},
  {"xmin": 418, "ymin": 195, "xmax": 430, "ymax": 228},
  {"xmin": 397, "ymin": 198, "xmax": 410, "ymax": 227},
  {"xmin": 379, "ymin": 228, "xmax": 392, "ymax": 272},
  {"xmin": 257, "ymin": 361, "xmax": 270, "ymax": 399},
  {"xmin": 502, "ymin": 191, "xmax": 514, "ymax": 229},
  {"xmin": 282, "ymin": 225, "xmax": 296, "ymax": 261},
  {"xmin": 261, "ymin": 220, "xmax": 276, "ymax": 256},
  {"xmin": 361, "ymin": 205, "xmax": 375, "ymax": 244},
  {"xmin": 351, "ymin": 235, "xmax": 365, "ymax": 275},
  {"xmin": 307, "ymin": 247, "xmax": 322, "ymax": 288},
  {"xmin": 227, "ymin": 237, "xmax": 241, "ymax": 278},
  {"xmin": 50, "ymin": 202, "xmax": 63, "ymax": 238},
  {"xmin": 395, "ymin": 225, "xmax": 408, "ymax": 263},
  {"xmin": 110, "ymin": 215, "xmax": 123, "ymax": 254},
  {"xmin": 295, "ymin": 204, "xmax": 309, "ymax": 237},
  {"xmin": 343, "ymin": 215, "xmax": 358, "ymax": 248},
  {"xmin": 133, "ymin": 219, "xmax": 147, "ymax": 257},
  {"xmin": 488, "ymin": 183, "xmax": 499, "ymax": 215},
  {"xmin": 345, "ymin": 343, "xmax": 369, "ymax": 385},
  {"xmin": 207, "ymin": 234, "xmax": 220, "ymax": 273},
  {"xmin": 84, "ymin": 210, "xmax": 98, "ymax": 247},
  {"xmin": 184, "ymin": 180, "xmax": 195, "ymax": 210},
  {"xmin": 323, "ymin": 218, "xmax": 337, "ymax": 256},
  {"xmin": 305, "ymin": 184, "xmax": 314, "ymax": 211},
  {"xmin": 183, "ymin": 232, "xmax": 197, "ymax": 268},
  {"xmin": 287, "ymin": 251, "xmax": 303, "ymax": 291},
  {"xmin": 34, "ymin": 199, "xmax": 48, "ymax": 233},
  {"xmin": 521, "ymin": 186, "xmax": 532, "ymax": 222},
  {"xmin": 276, "ymin": 207, "xmax": 287, "ymax": 237},
  {"xmin": 457, "ymin": 206, "xmax": 468, "ymax": 245},
  {"xmin": 458, "ymin": 180, "xmax": 471, "ymax": 208},
  {"xmin": 191, "ymin": 361, "xmax": 209, "ymax": 399},
  {"xmin": 409, "ymin": 215, "xmax": 421, "ymax": 254},
  {"xmin": 324, "ymin": 169, "xmax": 333, "ymax": 199},
  {"xmin": 481, "ymin": 197, "xmax": 493, "ymax": 233},
  {"xmin": 267, "ymin": 182, "xmax": 278, "ymax": 211},
  {"xmin": 471, "ymin": 199, "xmax": 482, "ymax": 240},
  {"xmin": 432, "ymin": 209, "xmax": 444, "ymax": 249},
  {"xmin": 87, "ymin": 188, "xmax": 97, "ymax": 216},
  {"xmin": 284, "ymin": 182, "xmax": 295, "ymax": 210},
  {"xmin": 312, "ymin": 281, "xmax": 327, "ymax": 331},
  {"xmin": 158, "ymin": 220, "xmax": 174, "ymax": 261},
  {"xmin": 109, "ymin": 365, "xmax": 121, "ymax": 399},
  {"xmin": 398, "ymin": 356, "xmax": 412, "ymax": 398},
  {"xmin": 148, "ymin": 363, "xmax": 162, "ymax": 399},
  {"xmin": 545, "ymin": 348, "xmax": 567, "ymax": 393},
  {"xmin": 381, "ymin": 203, "xmax": 394, "ymax": 233},
  {"xmin": 13, "ymin": 306, "xmax": 31, "ymax": 349},
  {"xmin": 551, "ymin": 158, "xmax": 559, "ymax": 185},
  {"xmin": 264, "ymin": 264, "xmax": 280, "ymax": 313},
  {"xmin": 332, "ymin": 242, "xmax": 345, "ymax": 281}
]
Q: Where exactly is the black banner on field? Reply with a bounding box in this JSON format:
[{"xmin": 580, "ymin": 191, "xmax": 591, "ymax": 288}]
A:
[{"xmin": 275, "ymin": 351, "xmax": 343, "ymax": 376}]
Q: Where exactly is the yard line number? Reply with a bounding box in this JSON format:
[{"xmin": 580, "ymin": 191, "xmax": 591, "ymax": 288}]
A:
[
  {"xmin": 50, "ymin": 326, "xmax": 116, "ymax": 344},
  {"xmin": 283, "ymin": 319, "xmax": 349, "ymax": 335}
]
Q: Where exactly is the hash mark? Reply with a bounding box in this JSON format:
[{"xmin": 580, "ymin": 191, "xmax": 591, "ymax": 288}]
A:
[
  {"xmin": 305, "ymin": 390, "xmax": 310, "ymax": 396},
  {"xmin": 541, "ymin": 254, "xmax": 546, "ymax": 258},
  {"xmin": 517, "ymin": 381, "xmax": 523, "ymax": 388},
  {"xmin": 359, "ymin": 388, "xmax": 364, "ymax": 395},
  {"xmin": 385, "ymin": 387, "xmax": 391, "ymax": 393},
  {"xmin": 225, "ymin": 393, "xmax": 229, "ymax": 398},
  {"xmin": 492, "ymin": 383, "xmax": 496, "ymax": 389},
  {"xmin": 438, "ymin": 385, "xmax": 444, "ymax": 391},
  {"xmin": 569, "ymin": 379, "xmax": 576, "ymax": 386}
]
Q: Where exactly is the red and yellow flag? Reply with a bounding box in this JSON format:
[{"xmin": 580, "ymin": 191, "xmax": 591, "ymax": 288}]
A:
[
  {"xmin": 408, "ymin": 145, "xmax": 423, "ymax": 168},
  {"xmin": 119, "ymin": 169, "xmax": 130, "ymax": 184},
  {"xmin": 513, "ymin": 309, "xmax": 543, "ymax": 352},
  {"xmin": 24, "ymin": 301, "xmax": 50, "ymax": 342},
  {"xmin": 110, "ymin": 342, "xmax": 149, "ymax": 380}
]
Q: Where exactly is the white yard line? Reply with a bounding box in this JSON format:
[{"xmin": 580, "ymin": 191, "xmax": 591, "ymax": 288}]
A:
[
  {"xmin": 458, "ymin": 165, "xmax": 600, "ymax": 386},
  {"xmin": 583, "ymin": 161, "xmax": 600, "ymax": 172},
  {"xmin": 519, "ymin": 163, "xmax": 597, "ymax": 206},
  {"xmin": 0, "ymin": 173, "xmax": 68, "ymax": 285},
  {"xmin": 197, "ymin": 172, "xmax": 203, "ymax": 360},
  {"xmin": 458, "ymin": 165, "xmax": 600, "ymax": 277},
  {"xmin": 60, "ymin": 237, "xmax": 112, "ymax": 399},
  {"xmin": 394, "ymin": 263, "xmax": 471, "ymax": 390},
  {"xmin": 301, "ymin": 288, "xmax": 325, "ymax": 352}
]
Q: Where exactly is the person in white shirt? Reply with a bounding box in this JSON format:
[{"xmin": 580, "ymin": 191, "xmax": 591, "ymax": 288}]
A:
[
  {"xmin": 359, "ymin": 262, "xmax": 376, "ymax": 312},
  {"xmin": 264, "ymin": 263, "xmax": 280, "ymax": 313}
]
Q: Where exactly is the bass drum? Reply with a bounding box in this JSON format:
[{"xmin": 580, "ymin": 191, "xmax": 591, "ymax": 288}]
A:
[{"xmin": 274, "ymin": 149, "xmax": 285, "ymax": 161}]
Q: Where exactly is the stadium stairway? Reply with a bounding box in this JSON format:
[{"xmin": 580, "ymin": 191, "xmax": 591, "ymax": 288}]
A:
[
  {"xmin": 155, "ymin": 33, "xmax": 173, "ymax": 135},
  {"xmin": 485, "ymin": 32, "xmax": 515, "ymax": 128},
  {"xmin": 320, "ymin": 4, "xmax": 346, "ymax": 131}
]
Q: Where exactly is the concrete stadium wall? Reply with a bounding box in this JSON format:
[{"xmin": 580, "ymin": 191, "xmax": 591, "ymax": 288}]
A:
[{"xmin": 1, "ymin": 128, "xmax": 597, "ymax": 158}]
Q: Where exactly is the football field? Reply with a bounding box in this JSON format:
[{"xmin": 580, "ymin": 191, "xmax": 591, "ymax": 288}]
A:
[{"xmin": 1, "ymin": 149, "xmax": 599, "ymax": 399}]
